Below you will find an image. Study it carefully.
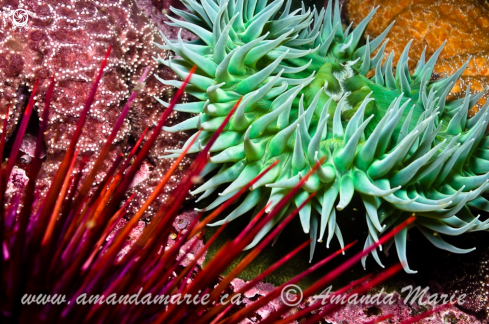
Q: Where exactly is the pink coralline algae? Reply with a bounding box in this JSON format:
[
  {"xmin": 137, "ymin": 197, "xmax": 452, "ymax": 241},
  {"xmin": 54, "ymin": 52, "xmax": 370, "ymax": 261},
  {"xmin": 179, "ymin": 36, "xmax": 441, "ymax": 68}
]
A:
[
  {"xmin": 168, "ymin": 210, "xmax": 206, "ymax": 267},
  {"xmin": 128, "ymin": 160, "xmax": 152, "ymax": 189},
  {"xmin": 19, "ymin": 133, "xmax": 46, "ymax": 159},
  {"xmin": 5, "ymin": 166, "xmax": 28, "ymax": 196},
  {"xmin": 0, "ymin": 0, "xmax": 194, "ymax": 215},
  {"xmin": 107, "ymin": 218, "xmax": 147, "ymax": 261},
  {"xmin": 226, "ymin": 278, "xmax": 482, "ymax": 323},
  {"xmin": 319, "ymin": 289, "xmax": 481, "ymax": 324},
  {"xmin": 107, "ymin": 209, "xmax": 205, "ymax": 265}
]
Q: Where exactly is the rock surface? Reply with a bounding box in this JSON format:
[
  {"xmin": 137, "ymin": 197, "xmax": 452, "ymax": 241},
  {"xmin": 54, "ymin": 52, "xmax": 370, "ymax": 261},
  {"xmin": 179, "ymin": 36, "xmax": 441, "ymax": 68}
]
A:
[{"xmin": 0, "ymin": 0, "xmax": 195, "ymax": 215}]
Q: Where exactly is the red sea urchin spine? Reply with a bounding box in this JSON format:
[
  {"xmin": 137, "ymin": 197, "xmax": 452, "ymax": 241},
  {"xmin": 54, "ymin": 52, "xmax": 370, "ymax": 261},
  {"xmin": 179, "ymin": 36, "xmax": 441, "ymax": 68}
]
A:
[
  {"xmin": 37, "ymin": 47, "xmax": 114, "ymax": 255},
  {"xmin": 129, "ymin": 160, "xmax": 282, "ymax": 308},
  {"xmin": 0, "ymin": 104, "xmax": 10, "ymax": 282},
  {"xmin": 189, "ymin": 159, "xmax": 280, "ymax": 236},
  {"xmin": 398, "ymin": 303, "xmax": 452, "ymax": 324},
  {"xmin": 364, "ymin": 314, "xmax": 395, "ymax": 324},
  {"xmin": 225, "ymin": 216, "xmax": 415, "ymax": 324},
  {"xmin": 300, "ymin": 264, "xmax": 405, "ymax": 324},
  {"xmin": 3, "ymin": 79, "xmax": 40, "ymax": 318}
]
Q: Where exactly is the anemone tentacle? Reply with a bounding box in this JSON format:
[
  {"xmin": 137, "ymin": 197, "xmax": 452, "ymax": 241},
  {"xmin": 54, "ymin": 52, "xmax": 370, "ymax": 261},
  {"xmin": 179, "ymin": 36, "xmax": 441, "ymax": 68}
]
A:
[{"xmin": 157, "ymin": 0, "xmax": 489, "ymax": 273}]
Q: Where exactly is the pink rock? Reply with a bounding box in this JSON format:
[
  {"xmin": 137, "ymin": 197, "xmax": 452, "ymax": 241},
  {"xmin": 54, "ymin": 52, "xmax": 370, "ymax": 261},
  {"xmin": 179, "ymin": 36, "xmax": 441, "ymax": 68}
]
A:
[
  {"xmin": 6, "ymin": 166, "xmax": 29, "ymax": 195},
  {"xmin": 19, "ymin": 133, "xmax": 46, "ymax": 158},
  {"xmin": 106, "ymin": 218, "xmax": 146, "ymax": 261},
  {"xmin": 129, "ymin": 161, "xmax": 152, "ymax": 189},
  {"xmin": 164, "ymin": 210, "xmax": 206, "ymax": 267}
]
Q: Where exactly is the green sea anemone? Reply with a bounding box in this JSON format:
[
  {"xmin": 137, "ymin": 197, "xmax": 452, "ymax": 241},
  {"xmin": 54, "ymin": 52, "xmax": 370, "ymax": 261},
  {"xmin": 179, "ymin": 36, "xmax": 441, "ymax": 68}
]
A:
[{"xmin": 156, "ymin": 0, "xmax": 489, "ymax": 273}]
